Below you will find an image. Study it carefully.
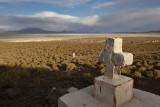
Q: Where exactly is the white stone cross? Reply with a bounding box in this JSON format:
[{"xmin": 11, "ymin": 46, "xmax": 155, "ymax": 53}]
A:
[{"xmin": 99, "ymin": 38, "xmax": 133, "ymax": 78}]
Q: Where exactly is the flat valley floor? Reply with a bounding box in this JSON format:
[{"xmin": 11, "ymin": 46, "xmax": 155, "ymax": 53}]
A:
[{"xmin": 0, "ymin": 33, "xmax": 160, "ymax": 42}]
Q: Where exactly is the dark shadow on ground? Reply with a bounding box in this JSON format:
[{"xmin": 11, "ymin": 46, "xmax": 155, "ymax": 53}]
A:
[
  {"xmin": 0, "ymin": 64, "xmax": 98, "ymax": 107},
  {"xmin": 0, "ymin": 65, "xmax": 160, "ymax": 107}
]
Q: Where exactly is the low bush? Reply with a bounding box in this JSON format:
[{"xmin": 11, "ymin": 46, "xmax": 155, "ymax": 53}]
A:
[
  {"xmin": 66, "ymin": 63, "xmax": 76, "ymax": 71},
  {"xmin": 100, "ymin": 68, "xmax": 105, "ymax": 74},
  {"xmin": 146, "ymin": 65, "xmax": 154, "ymax": 70},
  {"xmin": 138, "ymin": 66, "xmax": 146, "ymax": 72},
  {"xmin": 97, "ymin": 62, "xmax": 105, "ymax": 69},
  {"xmin": 148, "ymin": 60, "xmax": 153, "ymax": 65},
  {"xmin": 82, "ymin": 73, "xmax": 94, "ymax": 84},
  {"xmin": 0, "ymin": 69, "xmax": 30, "ymax": 88},
  {"xmin": 136, "ymin": 62, "xmax": 141, "ymax": 67},
  {"xmin": 132, "ymin": 71, "xmax": 142, "ymax": 78},
  {"xmin": 154, "ymin": 69, "xmax": 160, "ymax": 78},
  {"xmin": 121, "ymin": 67, "xmax": 131, "ymax": 75},
  {"xmin": 143, "ymin": 61, "xmax": 148, "ymax": 67},
  {"xmin": 57, "ymin": 73, "xmax": 70, "ymax": 81},
  {"xmin": 52, "ymin": 63, "xmax": 59, "ymax": 71},
  {"xmin": 155, "ymin": 63, "xmax": 160, "ymax": 69},
  {"xmin": 146, "ymin": 71, "xmax": 154, "ymax": 78}
]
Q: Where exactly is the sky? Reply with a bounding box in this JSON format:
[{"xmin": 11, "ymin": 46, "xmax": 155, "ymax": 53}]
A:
[{"xmin": 0, "ymin": 0, "xmax": 160, "ymax": 32}]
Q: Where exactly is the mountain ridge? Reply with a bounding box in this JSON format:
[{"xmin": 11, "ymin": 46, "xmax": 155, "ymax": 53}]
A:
[
  {"xmin": 0, "ymin": 27, "xmax": 75, "ymax": 34},
  {"xmin": 14, "ymin": 28, "xmax": 75, "ymax": 34},
  {"xmin": 0, "ymin": 27, "xmax": 160, "ymax": 34}
]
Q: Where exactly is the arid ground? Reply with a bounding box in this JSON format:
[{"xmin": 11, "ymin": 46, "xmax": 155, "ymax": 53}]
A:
[{"xmin": 0, "ymin": 33, "xmax": 160, "ymax": 107}]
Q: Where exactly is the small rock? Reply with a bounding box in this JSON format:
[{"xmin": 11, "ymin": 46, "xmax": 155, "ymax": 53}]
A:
[
  {"xmin": 3, "ymin": 88, "xmax": 21, "ymax": 99},
  {"xmin": 67, "ymin": 87, "xmax": 78, "ymax": 93},
  {"xmin": 47, "ymin": 87, "xmax": 56, "ymax": 98}
]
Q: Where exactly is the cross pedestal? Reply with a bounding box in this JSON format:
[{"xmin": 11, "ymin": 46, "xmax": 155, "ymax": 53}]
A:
[{"xmin": 94, "ymin": 75, "xmax": 133, "ymax": 107}]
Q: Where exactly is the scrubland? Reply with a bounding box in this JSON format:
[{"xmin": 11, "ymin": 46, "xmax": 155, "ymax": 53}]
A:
[{"xmin": 0, "ymin": 36, "xmax": 160, "ymax": 106}]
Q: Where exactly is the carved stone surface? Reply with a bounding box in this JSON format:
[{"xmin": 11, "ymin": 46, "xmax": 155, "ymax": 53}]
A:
[
  {"xmin": 94, "ymin": 75, "xmax": 133, "ymax": 107},
  {"xmin": 98, "ymin": 38, "xmax": 133, "ymax": 78}
]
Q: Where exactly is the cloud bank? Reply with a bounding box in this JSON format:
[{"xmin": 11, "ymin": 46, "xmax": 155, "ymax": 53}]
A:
[
  {"xmin": 0, "ymin": 11, "xmax": 99, "ymax": 32},
  {"xmin": 95, "ymin": 8, "xmax": 160, "ymax": 32},
  {"xmin": 0, "ymin": 8, "xmax": 160, "ymax": 32}
]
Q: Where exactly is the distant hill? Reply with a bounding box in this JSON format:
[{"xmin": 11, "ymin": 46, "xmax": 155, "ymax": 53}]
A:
[
  {"xmin": 0, "ymin": 28, "xmax": 75, "ymax": 34},
  {"xmin": 14, "ymin": 28, "xmax": 75, "ymax": 34},
  {"xmin": 16, "ymin": 28, "xmax": 52, "ymax": 34},
  {"xmin": 0, "ymin": 29, "xmax": 6, "ymax": 33},
  {"xmin": 146, "ymin": 30, "xmax": 160, "ymax": 33},
  {"xmin": 118, "ymin": 30, "xmax": 160, "ymax": 34},
  {"xmin": 0, "ymin": 27, "xmax": 160, "ymax": 34}
]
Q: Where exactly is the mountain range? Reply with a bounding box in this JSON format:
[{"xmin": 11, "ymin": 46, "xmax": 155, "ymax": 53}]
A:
[
  {"xmin": 0, "ymin": 28, "xmax": 75, "ymax": 34},
  {"xmin": 0, "ymin": 28, "xmax": 160, "ymax": 34}
]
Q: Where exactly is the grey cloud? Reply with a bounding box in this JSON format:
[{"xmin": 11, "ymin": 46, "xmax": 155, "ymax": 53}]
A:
[
  {"xmin": 0, "ymin": 8, "xmax": 160, "ymax": 32},
  {"xmin": 0, "ymin": 14, "xmax": 97, "ymax": 32},
  {"xmin": 95, "ymin": 8, "xmax": 160, "ymax": 32}
]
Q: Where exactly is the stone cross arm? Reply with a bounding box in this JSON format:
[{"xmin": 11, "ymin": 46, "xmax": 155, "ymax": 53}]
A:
[
  {"xmin": 98, "ymin": 38, "xmax": 133, "ymax": 78},
  {"xmin": 99, "ymin": 51, "xmax": 133, "ymax": 66}
]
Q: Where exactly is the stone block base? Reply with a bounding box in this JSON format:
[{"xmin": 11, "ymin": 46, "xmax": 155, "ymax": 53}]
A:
[
  {"xmin": 94, "ymin": 75, "xmax": 133, "ymax": 107},
  {"xmin": 58, "ymin": 86, "xmax": 160, "ymax": 107}
]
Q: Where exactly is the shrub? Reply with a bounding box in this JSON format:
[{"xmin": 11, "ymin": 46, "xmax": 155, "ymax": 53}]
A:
[
  {"xmin": 155, "ymin": 55, "xmax": 159, "ymax": 59},
  {"xmin": 57, "ymin": 73, "xmax": 70, "ymax": 81},
  {"xmin": 138, "ymin": 66, "xmax": 146, "ymax": 72},
  {"xmin": 83, "ymin": 73, "xmax": 94, "ymax": 83},
  {"xmin": 143, "ymin": 61, "xmax": 148, "ymax": 67},
  {"xmin": 97, "ymin": 63, "xmax": 105, "ymax": 69},
  {"xmin": 121, "ymin": 67, "xmax": 131, "ymax": 75},
  {"xmin": 146, "ymin": 71, "xmax": 154, "ymax": 78},
  {"xmin": 52, "ymin": 63, "xmax": 59, "ymax": 71},
  {"xmin": 31, "ymin": 77, "xmax": 43, "ymax": 88},
  {"xmin": 154, "ymin": 69, "xmax": 160, "ymax": 78},
  {"xmin": 76, "ymin": 59, "xmax": 81, "ymax": 64},
  {"xmin": 146, "ymin": 65, "xmax": 154, "ymax": 70},
  {"xmin": 62, "ymin": 60, "xmax": 68, "ymax": 64},
  {"xmin": 0, "ymin": 69, "xmax": 30, "ymax": 88},
  {"xmin": 100, "ymin": 68, "xmax": 105, "ymax": 74},
  {"xmin": 155, "ymin": 63, "xmax": 160, "ymax": 68},
  {"xmin": 126, "ymin": 65, "xmax": 134, "ymax": 70},
  {"xmin": 148, "ymin": 60, "xmax": 153, "ymax": 65},
  {"xmin": 132, "ymin": 71, "xmax": 142, "ymax": 78},
  {"xmin": 132, "ymin": 65, "xmax": 137, "ymax": 69},
  {"xmin": 66, "ymin": 63, "xmax": 76, "ymax": 71},
  {"xmin": 136, "ymin": 62, "xmax": 141, "ymax": 67}
]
